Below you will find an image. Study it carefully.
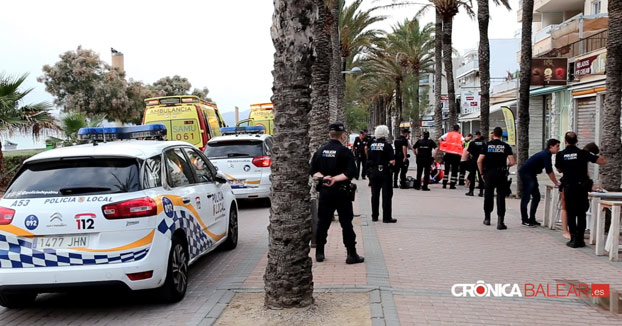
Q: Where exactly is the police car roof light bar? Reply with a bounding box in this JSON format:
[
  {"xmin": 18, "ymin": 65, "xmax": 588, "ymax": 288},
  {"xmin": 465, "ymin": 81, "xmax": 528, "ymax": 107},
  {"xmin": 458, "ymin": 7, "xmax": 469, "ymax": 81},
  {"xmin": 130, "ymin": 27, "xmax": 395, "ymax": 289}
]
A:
[
  {"xmin": 220, "ymin": 126, "xmax": 265, "ymax": 135},
  {"xmin": 78, "ymin": 124, "xmax": 167, "ymax": 144}
]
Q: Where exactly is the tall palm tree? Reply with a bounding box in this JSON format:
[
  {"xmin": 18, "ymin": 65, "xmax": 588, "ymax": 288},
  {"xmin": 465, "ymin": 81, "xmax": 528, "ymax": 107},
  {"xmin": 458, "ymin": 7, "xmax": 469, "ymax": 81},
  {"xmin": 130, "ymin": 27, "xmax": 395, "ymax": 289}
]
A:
[
  {"xmin": 598, "ymin": 0, "xmax": 622, "ymax": 191},
  {"xmin": 309, "ymin": 0, "xmax": 333, "ymax": 248},
  {"xmin": 0, "ymin": 73, "xmax": 58, "ymax": 185},
  {"xmin": 517, "ymin": 0, "xmax": 534, "ymax": 196},
  {"xmin": 435, "ymin": 0, "xmax": 474, "ymax": 127},
  {"xmin": 478, "ymin": 0, "xmax": 510, "ymax": 140},
  {"xmin": 387, "ymin": 18, "xmax": 435, "ymax": 138},
  {"xmin": 264, "ymin": 0, "xmax": 315, "ymax": 308},
  {"xmin": 330, "ymin": 0, "xmax": 384, "ymax": 123},
  {"xmin": 433, "ymin": 10, "xmax": 443, "ymax": 139},
  {"xmin": 364, "ymin": 39, "xmax": 406, "ymax": 137}
]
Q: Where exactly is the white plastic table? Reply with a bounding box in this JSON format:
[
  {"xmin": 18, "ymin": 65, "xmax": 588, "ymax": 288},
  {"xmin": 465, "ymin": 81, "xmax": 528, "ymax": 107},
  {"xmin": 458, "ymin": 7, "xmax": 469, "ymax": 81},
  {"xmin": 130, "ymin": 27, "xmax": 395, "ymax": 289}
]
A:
[
  {"xmin": 588, "ymin": 192, "xmax": 622, "ymax": 245},
  {"xmin": 595, "ymin": 200, "xmax": 622, "ymax": 261}
]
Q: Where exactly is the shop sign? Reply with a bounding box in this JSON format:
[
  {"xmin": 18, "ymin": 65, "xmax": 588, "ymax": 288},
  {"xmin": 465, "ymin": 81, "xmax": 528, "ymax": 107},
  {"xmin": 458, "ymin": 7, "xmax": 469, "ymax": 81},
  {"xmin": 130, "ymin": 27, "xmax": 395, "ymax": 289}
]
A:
[
  {"xmin": 531, "ymin": 58, "xmax": 568, "ymax": 86},
  {"xmin": 574, "ymin": 53, "xmax": 606, "ymax": 77}
]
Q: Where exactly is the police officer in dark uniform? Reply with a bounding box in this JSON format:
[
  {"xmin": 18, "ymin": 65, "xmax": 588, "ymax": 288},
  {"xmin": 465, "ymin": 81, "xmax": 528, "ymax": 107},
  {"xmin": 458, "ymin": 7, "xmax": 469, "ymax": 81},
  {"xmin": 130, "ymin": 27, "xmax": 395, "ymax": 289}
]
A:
[
  {"xmin": 393, "ymin": 129, "xmax": 411, "ymax": 188},
  {"xmin": 478, "ymin": 127, "xmax": 515, "ymax": 229},
  {"xmin": 352, "ymin": 130, "xmax": 368, "ymax": 180},
  {"xmin": 465, "ymin": 131, "xmax": 485, "ymax": 197},
  {"xmin": 367, "ymin": 125, "xmax": 397, "ymax": 223},
  {"xmin": 413, "ymin": 131, "xmax": 437, "ymax": 191},
  {"xmin": 555, "ymin": 132, "xmax": 606, "ymax": 248},
  {"xmin": 311, "ymin": 122, "xmax": 365, "ymax": 264}
]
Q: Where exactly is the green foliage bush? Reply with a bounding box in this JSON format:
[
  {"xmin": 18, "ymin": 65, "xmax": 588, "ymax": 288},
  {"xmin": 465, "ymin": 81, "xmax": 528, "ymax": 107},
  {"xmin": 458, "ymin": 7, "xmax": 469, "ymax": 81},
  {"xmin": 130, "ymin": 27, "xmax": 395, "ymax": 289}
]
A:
[{"xmin": 1, "ymin": 154, "xmax": 31, "ymax": 188}]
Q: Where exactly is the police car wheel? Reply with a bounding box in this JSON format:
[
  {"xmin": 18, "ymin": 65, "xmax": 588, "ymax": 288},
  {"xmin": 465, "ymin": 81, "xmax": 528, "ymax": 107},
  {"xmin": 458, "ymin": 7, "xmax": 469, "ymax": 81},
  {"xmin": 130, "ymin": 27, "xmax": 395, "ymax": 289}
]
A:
[
  {"xmin": 221, "ymin": 205, "xmax": 238, "ymax": 250},
  {"xmin": 159, "ymin": 236, "xmax": 189, "ymax": 303},
  {"xmin": 0, "ymin": 292, "xmax": 37, "ymax": 308}
]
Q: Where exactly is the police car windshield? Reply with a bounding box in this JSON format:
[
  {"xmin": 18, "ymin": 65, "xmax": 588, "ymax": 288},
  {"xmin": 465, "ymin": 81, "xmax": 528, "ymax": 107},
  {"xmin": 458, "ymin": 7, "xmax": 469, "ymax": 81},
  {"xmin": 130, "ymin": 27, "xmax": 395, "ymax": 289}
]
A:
[
  {"xmin": 204, "ymin": 141, "xmax": 264, "ymax": 159},
  {"xmin": 4, "ymin": 158, "xmax": 140, "ymax": 199}
]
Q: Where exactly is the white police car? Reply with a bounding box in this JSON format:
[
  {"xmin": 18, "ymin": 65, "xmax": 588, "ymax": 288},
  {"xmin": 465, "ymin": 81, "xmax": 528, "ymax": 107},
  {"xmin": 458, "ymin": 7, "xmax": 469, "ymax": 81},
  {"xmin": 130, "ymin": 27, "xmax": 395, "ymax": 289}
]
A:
[
  {"xmin": 0, "ymin": 125, "xmax": 238, "ymax": 308},
  {"xmin": 204, "ymin": 127, "xmax": 272, "ymax": 202}
]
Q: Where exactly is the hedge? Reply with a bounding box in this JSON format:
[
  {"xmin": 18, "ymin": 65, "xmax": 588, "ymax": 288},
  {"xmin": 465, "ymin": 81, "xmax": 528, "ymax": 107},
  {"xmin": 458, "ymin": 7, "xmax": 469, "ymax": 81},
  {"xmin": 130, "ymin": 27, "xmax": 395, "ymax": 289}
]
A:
[{"xmin": 1, "ymin": 154, "xmax": 31, "ymax": 188}]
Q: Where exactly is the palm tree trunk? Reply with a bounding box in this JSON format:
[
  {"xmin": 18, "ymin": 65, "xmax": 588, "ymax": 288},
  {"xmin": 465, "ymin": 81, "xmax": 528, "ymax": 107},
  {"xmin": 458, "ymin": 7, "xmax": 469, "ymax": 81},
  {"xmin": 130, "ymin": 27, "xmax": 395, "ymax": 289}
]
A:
[
  {"xmin": 434, "ymin": 11, "xmax": 444, "ymax": 139},
  {"xmin": 413, "ymin": 76, "xmax": 421, "ymax": 139},
  {"xmin": 310, "ymin": 0, "xmax": 331, "ymax": 154},
  {"xmin": 478, "ymin": 0, "xmax": 491, "ymax": 140},
  {"xmin": 265, "ymin": 0, "xmax": 315, "ymax": 309},
  {"xmin": 395, "ymin": 79, "xmax": 403, "ymax": 136},
  {"xmin": 598, "ymin": 0, "xmax": 622, "ymax": 191},
  {"xmin": 442, "ymin": 15, "xmax": 457, "ymax": 127},
  {"xmin": 517, "ymin": 0, "xmax": 534, "ymax": 197},
  {"xmin": 329, "ymin": 0, "xmax": 342, "ymax": 122}
]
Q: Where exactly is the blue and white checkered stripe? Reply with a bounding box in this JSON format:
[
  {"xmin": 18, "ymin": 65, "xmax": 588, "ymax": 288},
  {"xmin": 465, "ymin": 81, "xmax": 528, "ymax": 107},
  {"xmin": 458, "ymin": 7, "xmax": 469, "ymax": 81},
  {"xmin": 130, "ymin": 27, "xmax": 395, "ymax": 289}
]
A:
[
  {"xmin": 157, "ymin": 209, "xmax": 213, "ymax": 260},
  {"xmin": 0, "ymin": 234, "xmax": 149, "ymax": 268}
]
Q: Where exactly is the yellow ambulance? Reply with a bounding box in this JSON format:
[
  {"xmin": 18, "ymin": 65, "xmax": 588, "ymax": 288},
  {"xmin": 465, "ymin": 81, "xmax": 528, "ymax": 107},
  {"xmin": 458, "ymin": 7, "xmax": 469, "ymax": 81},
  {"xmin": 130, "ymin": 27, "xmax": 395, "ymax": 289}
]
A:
[
  {"xmin": 143, "ymin": 95, "xmax": 227, "ymax": 150},
  {"xmin": 236, "ymin": 103, "xmax": 274, "ymax": 135}
]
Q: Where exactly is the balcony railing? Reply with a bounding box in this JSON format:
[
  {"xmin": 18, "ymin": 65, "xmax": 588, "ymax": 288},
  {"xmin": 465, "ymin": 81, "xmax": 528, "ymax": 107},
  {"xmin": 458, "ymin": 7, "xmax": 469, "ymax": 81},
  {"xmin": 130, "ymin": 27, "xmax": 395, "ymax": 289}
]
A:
[
  {"xmin": 491, "ymin": 80, "xmax": 518, "ymax": 95},
  {"xmin": 456, "ymin": 60, "xmax": 479, "ymax": 78},
  {"xmin": 543, "ymin": 30, "xmax": 608, "ymax": 58},
  {"xmin": 533, "ymin": 24, "xmax": 558, "ymax": 44}
]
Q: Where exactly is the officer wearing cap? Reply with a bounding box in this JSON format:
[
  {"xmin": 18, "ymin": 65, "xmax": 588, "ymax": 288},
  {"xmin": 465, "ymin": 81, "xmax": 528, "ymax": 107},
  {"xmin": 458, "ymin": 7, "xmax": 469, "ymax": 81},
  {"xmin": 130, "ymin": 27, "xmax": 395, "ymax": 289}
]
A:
[
  {"xmin": 394, "ymin": 128, "xmax": 412, "ymax": 188},
  {"xmin": 367, "ymin": 125, "xmax": 397, "ymax": 223},
  {"xmin": 352, "ymin": 129, "xmax": 369, "ymax": 180},
  {"xmin": 311, "ymin": 122, "xmax": 364, "ymax": 264},
  {"xmin": 413, "ymin": 131, "xmax": 437, "ymax": 191},
  {"xmin": 478, "ymin": 127, "xmax": 515, "ymax": 229}
]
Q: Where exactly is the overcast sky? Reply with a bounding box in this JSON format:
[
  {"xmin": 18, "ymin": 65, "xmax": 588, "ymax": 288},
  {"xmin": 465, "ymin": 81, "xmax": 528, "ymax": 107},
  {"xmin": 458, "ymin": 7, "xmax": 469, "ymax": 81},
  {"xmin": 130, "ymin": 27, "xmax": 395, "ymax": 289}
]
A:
[{"xmin": 1, "ymin": 0, "xmax": 519, "ymax": 147}]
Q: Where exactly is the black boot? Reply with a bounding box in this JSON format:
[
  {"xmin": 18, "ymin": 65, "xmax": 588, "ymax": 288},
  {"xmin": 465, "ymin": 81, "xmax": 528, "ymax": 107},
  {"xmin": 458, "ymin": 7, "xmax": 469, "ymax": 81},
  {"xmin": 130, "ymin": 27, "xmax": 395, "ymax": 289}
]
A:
[
  {"xmin": 483, "ymin": 213, "xmax": 491, "ymax": 225},
  {"xmin": 566, "ymin": 235, "xmax": 579, "ymax": 248},
  {"xmin": 497, "ymin": 216, "xmax": 507, "ymax": 230},
  {"xmin": 478, "ymin": 190, "xmax": 484, "ymax": 197},
  {"xmin": 346, "ymin": 247, "xmax": 364, "ymax": 264},
  {"xmin": 465, "ymin": 191, "xmax": 474, "ymax": 196},
  {"xmin": 315, "ymin": 244, "xmax": 325, "ymax": 262},
  {"xmin": 574, "ymin": 231, "xmax": 586, "ymax": 248},
  {"xmin": 383, "ymin": 217, "xmax": 397, "ymax": 223},
  {"xmin": 450, "ymin": 183, "xmax": 457, "ymax": 190},
  {"xmin": 371, "ymin": 216, "xmax": 378, "ymax": 222}
]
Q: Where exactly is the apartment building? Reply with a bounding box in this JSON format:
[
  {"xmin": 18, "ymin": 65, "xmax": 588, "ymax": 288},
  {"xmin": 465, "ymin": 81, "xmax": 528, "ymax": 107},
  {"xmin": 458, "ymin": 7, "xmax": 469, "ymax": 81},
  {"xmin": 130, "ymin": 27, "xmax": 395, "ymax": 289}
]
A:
[
  {"xmin": 454, "ymin": 39, "xmax": 520, "ymax": 136},
  {"xmin": 492, "ymin": 0, "xmax": 609, "ymax": 181}
]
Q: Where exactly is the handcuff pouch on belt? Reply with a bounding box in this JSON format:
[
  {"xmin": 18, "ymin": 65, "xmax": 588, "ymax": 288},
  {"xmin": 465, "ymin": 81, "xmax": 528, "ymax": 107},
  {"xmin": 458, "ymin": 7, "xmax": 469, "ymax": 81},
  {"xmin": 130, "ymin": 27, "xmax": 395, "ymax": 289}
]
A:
[{"xmin": 339, "ymin": 183, "xmax": 357, "ymax": 202}]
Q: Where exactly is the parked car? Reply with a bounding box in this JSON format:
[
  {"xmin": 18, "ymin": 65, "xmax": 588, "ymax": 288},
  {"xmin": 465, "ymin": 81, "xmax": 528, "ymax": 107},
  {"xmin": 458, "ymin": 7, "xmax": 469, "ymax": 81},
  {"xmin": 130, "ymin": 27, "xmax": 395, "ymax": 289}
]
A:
[
  {"xmin": 0, "ymin": 125, "xmax": 238, "ymax": 308},
  {"xmin": 204, "ymin": 127, "xmax": 272, "ymax": 202}
]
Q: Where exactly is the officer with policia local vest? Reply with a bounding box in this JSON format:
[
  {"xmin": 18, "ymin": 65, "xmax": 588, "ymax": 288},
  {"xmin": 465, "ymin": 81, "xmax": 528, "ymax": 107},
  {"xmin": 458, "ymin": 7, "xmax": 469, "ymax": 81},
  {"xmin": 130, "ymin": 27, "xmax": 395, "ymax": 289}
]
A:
[
  {"xmin": 367, "ymin": 125, "xmax": 397, "ymax": 223},
  {"xmin": 555, "ymin": 132, "xmax": 606, "ymax": 248},
  {"xmin": 311, "ymin": 122, "xmax": 364, "ymax": 264},
  {"xmin": 478, "ymin": 127, "xmax": 515, "ymax": 229},
  {"xmin": 438, "ymin": 125, "xmax": 465, "ymax": 189}
]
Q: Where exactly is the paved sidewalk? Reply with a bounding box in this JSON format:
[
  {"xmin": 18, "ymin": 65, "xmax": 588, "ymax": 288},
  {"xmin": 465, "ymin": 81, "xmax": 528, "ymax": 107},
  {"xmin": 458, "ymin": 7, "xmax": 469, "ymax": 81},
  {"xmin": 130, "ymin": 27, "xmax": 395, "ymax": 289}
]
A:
[
  {"xmin": 240, "ymin": 172, "xmax": 622, "ymax": 325},
  {"xmin": 358, "ymin": 173, "xmax": 622, "ymax": 325},
  {"xmin": 3, "ymin": 172, "xmax": 621, "ymax": 325}
]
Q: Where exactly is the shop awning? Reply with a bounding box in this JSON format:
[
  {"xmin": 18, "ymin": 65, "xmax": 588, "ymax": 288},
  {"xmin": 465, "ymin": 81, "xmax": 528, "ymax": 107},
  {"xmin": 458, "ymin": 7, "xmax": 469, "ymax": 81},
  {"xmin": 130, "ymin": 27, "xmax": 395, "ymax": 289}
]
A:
[
  {"xmin": 459, "ymin": 100, "xmax": 516, "ymax": 122},
  {"xmin": 529, "ymin": 85, "xmax": 569, "ymax": 97}
]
